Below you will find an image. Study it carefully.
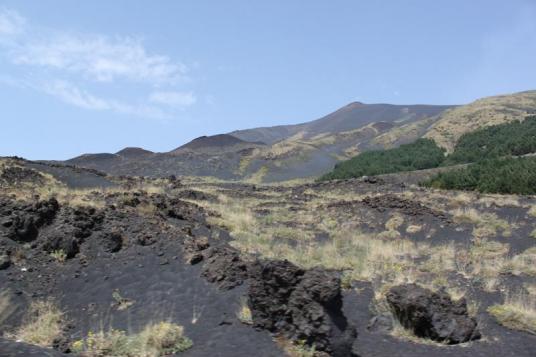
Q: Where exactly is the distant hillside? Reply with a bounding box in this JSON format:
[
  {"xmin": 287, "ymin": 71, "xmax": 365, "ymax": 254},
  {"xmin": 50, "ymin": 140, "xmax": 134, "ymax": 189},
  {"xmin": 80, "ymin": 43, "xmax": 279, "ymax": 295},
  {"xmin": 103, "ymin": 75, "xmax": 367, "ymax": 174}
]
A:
[
  {"xmin": 424, "ymin": 90, "xmax": 536, "ymax": 152},
  {"xmin": 321, "ymin": 115, "xmax": 536, "ymax": 187},
  {"xmin": 231, "ymin": 102, "xmax": 453, "ymax": 144},
  {"xmin": 62, "ymin": 90, "xmax": 536, "ymax": 182},
  {"xmin": 65, "ymin": 134, "xmax": 265, "ymax": 179}
]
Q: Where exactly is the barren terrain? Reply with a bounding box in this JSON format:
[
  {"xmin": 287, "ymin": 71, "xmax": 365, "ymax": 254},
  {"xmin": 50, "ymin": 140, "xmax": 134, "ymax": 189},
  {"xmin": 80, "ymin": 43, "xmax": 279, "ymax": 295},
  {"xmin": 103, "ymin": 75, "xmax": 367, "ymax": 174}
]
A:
[{"xmin": 0, "ymin": 157, "xmax": 534, "ymax": 356}]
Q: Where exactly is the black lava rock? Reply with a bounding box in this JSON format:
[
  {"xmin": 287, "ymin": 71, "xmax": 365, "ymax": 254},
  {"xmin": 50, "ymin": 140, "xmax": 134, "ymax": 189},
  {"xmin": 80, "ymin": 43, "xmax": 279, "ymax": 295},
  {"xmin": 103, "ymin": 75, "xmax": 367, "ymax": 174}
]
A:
[
  {"xmin": 0, "ymin": 254, "xmax": 11, "ymax": 270},
  {"xmin": 100, "ymin": 231, "xmax": 123, "ymax": 253},
  {"xmin": 201, "ymin": 246, "xmax": 248, "ymax": 290},
  {"xmin": 386, "ymin": 283, "xmax": 481, "ymax": 344},
  {"xmin": 248, "ymin": 260, "xmax": 357, "ymax": 356},
  {"xmin": 44, "ymin": 234, "xmax": 79, "ymax": 259}
]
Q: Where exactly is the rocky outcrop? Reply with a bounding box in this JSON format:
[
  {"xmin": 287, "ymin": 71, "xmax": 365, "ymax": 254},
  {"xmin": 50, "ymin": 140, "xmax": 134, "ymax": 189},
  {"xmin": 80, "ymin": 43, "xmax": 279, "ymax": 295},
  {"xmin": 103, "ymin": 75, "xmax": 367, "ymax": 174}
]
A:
[
  {"xmin": 248, "ymin": 260, "xmax": 357, "ymax": 356},
  {"xmin": 183, "ymin": 235, "xmax": 210, "ymax": 265},
  {"xmin": 362, "ymin": 194, "xmax": 450, "ymax": 221},
  {"xmin": 99, "ymin": 231, "xmax": 123, "ymax": 253},
  {"xmin": 44, "ymin": 233, "xmax": 79, "ymax": 258},
  {"xmin": 0, "ymin": 254, "xmax": 10, "ymax": 270},
  {"xmin": 386, "ymin": 284, "xmax": 480, "ymax": 344},
  {"xmin": 2, "ymin": 198, "xmax": 59, "ymax": 242},
  {"xmin": 201, "ymin": 246, "xmax": 248, "ymax": 290},
  {"xmin": 177, "ymin": 189, "xmax": 216, "ymax": 202},
  {"xmin": 0, "ymin": 166, "xmax": 46, "ymax": 186}
]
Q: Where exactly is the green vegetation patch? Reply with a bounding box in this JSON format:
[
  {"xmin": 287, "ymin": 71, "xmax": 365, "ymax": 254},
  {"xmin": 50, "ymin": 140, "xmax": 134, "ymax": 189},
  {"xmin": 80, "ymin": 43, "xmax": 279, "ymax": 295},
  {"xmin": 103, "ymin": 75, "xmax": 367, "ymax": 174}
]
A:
[
  {"xmin": 319, "ymin": 139, "xmax": 445, "ymax": 181},
  {"xmin": 424, "ymin": 156, "xmax": 536, "ymax": 195},
  {"xmin": 446, "ymin": 116, "xmax": 536, "ymax": 165}
]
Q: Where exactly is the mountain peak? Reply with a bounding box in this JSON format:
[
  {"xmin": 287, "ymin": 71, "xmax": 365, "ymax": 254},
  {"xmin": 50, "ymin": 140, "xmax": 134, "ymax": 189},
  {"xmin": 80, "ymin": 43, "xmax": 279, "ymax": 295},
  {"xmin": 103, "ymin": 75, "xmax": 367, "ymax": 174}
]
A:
[
  {"xmin": 173, "ymin": 134, "xmax": 263, "ymax": 152},
  {"xmin": 116, "ymin": 147, "xmax": 154, "ymax": 157}
]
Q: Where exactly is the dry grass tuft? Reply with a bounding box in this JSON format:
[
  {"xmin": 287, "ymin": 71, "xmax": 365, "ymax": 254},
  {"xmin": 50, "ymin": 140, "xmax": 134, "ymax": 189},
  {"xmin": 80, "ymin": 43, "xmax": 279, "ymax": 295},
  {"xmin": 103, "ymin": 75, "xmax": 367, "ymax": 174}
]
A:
[
  {"xmin": 406, "ymin": 225, "xmax": 423, "ymax": 234},
  {"xmin": 504, "ymin": 247, "xmax": 536, "ymax": 276},
  {"xmin": 452, "ymin": 208, "xmax": 511, "ymax": 238},
  {"xmin": 236, "ymin": 298, "xmax": 253, "ymax": 325},
  {"xmin": 72, "ymin": 321, "xmax": 192, "ymax": 356},
  {"xmin": 488, "ymin": 291, "xmax": 536, "ymax": 335},
  {"xmin": 385, "ymin": 215, "xmax": 404, "ymax": 231},
  {"xmin": 15, "ymin": 300, "xmax": 63, "ymax": 347}
]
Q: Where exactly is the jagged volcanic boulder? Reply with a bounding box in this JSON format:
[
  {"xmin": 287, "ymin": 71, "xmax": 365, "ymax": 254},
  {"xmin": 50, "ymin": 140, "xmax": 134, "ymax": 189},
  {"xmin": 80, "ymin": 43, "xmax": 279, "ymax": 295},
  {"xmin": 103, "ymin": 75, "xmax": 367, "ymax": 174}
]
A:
[
  {"xmin": 183, "ymin": 235, "xmax": 210, "ymax": 265},
  {"xmin": 68, "ymin": 206, "xmax": 104, "ymax": 239},
  {"xmin": 177, "ymin": 189, "xmax": 216, "ymax": 202},
  {"xmin": 248, "ymin": 260, "xmax": 357, "ymax": 356},
  {"xmin": 386, "ymin": 283, "xmax": 481, "ymax": 344},
  {"xmin": 202, "ymin": 246, "xmax": 248, "ymax": 290},
  {"xmin": 44, "ymin": 233, "xmax": 79, "ymax": 259},
  {"xmin": 99, "ymin": 230, "xmax": 123, "ymax": 253},
  {"xmin": 0, "ymin": 254, "xmax": 11, "ymax": 270},
  {"xmin": 4, "ymin": 198, "xmax": 59, "ymax": 242},
  {"xmin": 7, "ymin": 215, "xmax": 38, "ymax": 242}
]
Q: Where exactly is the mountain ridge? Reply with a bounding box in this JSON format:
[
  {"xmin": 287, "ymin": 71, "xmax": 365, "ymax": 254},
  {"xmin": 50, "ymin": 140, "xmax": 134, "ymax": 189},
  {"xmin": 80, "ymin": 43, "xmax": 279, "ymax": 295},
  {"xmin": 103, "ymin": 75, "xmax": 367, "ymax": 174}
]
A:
[{"xmin": 61, "ymin": 90, "xmax": 536, "ymax": 182}]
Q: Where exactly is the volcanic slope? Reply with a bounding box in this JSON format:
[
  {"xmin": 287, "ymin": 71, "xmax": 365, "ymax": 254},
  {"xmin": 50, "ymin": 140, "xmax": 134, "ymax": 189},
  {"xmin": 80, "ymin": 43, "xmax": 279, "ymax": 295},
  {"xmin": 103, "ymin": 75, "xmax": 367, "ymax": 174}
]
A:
[{"xmin": 62, "ymin": 102, "xmax": 453, "ymax": 182}]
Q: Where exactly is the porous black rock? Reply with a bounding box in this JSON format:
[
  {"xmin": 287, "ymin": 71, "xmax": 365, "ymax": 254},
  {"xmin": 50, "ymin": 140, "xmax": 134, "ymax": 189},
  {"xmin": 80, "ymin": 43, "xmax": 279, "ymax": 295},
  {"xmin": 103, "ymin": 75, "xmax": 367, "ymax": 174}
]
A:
[
  {"xmin": 44, "ymin": 234, "xmax": 79, "ymax": 259},
  {"xmin": 202, "ymin": 246, "xmax": 248, "ymax": 290},
  {"xmin": 386, "ymin": 283, "xmax": 481, "ymax": 344},
  {"xmin": 0, "ymin": 254, "xmax": 11, "ymax": 270},
  {"xmin": 248, "ymin": 260, "xmax": 357, "ymax": 356},
  {"xmin": 5, "ymin": 198, "xmax": 59, "ymax": 242},
  {"xmin": 99, "ymin": 231, "xmax": 123, "ymax": 253}
]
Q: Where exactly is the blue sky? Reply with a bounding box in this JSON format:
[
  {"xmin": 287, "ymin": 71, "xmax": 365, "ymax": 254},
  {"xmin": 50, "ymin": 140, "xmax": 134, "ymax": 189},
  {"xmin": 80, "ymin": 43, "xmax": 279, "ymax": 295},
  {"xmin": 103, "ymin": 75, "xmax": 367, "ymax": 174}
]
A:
[{"xmin": 1, "ymin": 0, "xmax": 535, "ymax": 159}]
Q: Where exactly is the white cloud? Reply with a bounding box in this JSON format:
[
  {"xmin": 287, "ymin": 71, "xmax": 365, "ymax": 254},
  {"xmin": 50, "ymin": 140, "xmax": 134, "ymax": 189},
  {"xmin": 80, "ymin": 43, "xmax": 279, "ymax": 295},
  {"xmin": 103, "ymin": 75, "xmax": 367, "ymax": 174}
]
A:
[
  {"xmin": 0, "ymin": 8, "xmax": 25, "ymax": 35},
  {"xmin": 13, "ymin": 35, "xmax": 187, "ymax": 84},
  {"xmin": 149, "ymin": 91, "xmax": 196, "ymax": 107},
  {"xmin": 42, "ymin": 80, "xmax": 109, "ymax": 110},
  {"xmin": 41, "ymin": 80, "xmax": 167, "ymax": 119},
  {"xmin": 0, "ymin": 8, "xmax": 195, "ymax": 119}
]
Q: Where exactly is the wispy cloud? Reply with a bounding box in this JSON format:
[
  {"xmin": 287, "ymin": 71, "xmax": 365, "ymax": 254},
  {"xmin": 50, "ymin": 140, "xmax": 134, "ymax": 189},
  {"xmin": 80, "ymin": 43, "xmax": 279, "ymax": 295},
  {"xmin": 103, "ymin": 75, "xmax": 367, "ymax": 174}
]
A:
[
  {"xmin": 43, "ymin": 80, "xmax": 169, "ymax": 119},
  {"xmin": 12, "ymin": 35, "xmax": 187, "ymax": 84},
  {"xmin": 0, "ymin": 8, "xmax": 25, "ymax": 35},
  {"xmin": 149, "ymin": 91, "xmax": 196, "ymax": 107},
  {"xmin": 0, "ymin": 8, "xmax": 195, "ymax": 119}
]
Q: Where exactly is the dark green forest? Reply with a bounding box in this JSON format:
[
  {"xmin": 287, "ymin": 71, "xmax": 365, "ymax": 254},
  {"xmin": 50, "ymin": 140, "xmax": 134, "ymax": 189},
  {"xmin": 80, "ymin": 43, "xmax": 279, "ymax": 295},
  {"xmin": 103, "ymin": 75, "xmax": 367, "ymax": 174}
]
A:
[
  {"xmin": 423, "ymin": 156, "xmax": 536, "ymax": 194},
  {"xmin": 318, "ymin": 139, "xmax": 445, "ymax": 181},
  {"xmin": 446, "ymin": 116, "xmax": 536, "ymax": 164}
]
